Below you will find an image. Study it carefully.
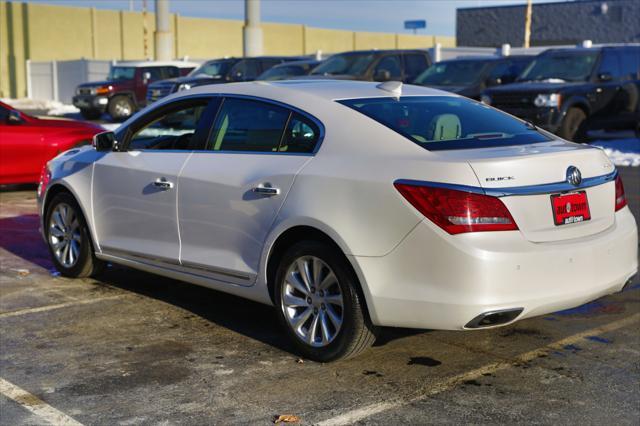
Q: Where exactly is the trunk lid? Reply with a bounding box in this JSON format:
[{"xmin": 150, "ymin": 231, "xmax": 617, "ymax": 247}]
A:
[{"xmin": 435, "ymin": 141, "xmax": 616, "ymax": 242}]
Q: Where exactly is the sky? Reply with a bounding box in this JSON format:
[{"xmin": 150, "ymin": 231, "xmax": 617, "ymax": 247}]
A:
[{"xmin": 26, "ymin": 0, "xmax": 565, "ymax": 36}]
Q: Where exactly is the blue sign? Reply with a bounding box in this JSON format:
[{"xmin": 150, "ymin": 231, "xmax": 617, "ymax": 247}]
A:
[{"xmin": 404, "ymin": 20, "xmax": 426, "ymax": 30}]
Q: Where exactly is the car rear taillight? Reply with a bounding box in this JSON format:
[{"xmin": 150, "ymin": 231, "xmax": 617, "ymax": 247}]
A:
[
  {"xmin": 394, "ymin": 182, "xmax": 518, "ymax": 234},
  {"xmin": 37, "ymin": 164, "xmax": 51, "ymax": 198},
  {"xmin": 615, "ymin": 175, "xmax": 627, "ymax": 212}
]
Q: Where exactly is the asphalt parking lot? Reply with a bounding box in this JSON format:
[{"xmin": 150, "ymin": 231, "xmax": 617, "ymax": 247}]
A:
[{"xmin": 0, "ymin": 168, "xmax": 638, "ymax": 425}]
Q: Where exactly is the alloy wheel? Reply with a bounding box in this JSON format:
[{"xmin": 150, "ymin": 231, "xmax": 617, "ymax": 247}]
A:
[
  {"xmin": 48, "ymin": 203, "xmax": 82, "ymax": 268},
  {"xmin": 281, "ymin": 256, "xmax": 344, "ymax": 347}
]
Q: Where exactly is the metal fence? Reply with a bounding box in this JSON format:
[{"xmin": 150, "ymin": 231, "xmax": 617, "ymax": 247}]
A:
[{"xmin": 27, "ymin": 59, "xmax": 113, "ymax": 104}]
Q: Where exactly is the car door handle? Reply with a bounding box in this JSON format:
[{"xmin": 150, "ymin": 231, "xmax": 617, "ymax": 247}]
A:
[
  {"xmin": 153, "ymin": 177, "xmax": 174, "ymax": 190},
  {"xmin": 252, "ymin": 183, "xmax": 280, "ymax": 196}
]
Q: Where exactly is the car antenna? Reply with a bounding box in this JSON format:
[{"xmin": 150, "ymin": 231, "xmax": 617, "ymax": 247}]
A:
[{"xmin": 377, "ymin": 81, "xmax": 402, "ymax": 98}]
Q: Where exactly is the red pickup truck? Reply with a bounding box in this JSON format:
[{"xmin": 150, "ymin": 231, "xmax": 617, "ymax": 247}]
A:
[{"xmin": 72, "ymin": 61, "xmax": 197, "ymax": 121}]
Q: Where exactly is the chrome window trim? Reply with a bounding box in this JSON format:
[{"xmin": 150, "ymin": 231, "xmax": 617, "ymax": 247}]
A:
[
  {"xmin": 395, "ymin": 169, "xmax": 617, "ymax": 197},
  {"xmin": 120, "ymin": 93, "xmax": 325, "ymax": 156}
]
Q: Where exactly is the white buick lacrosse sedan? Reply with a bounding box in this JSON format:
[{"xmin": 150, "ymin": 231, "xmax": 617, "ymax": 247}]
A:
[{"xmin": 38, "ymin": 80, "xmax": 638, "ymax": 361}]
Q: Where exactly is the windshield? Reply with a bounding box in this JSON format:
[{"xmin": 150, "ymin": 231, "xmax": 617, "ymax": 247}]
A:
[
  {"xmin": 414, "ymin": 61, "xmax": 489, "ymax": 86},
  {"xmin": 108, "ymin": 66, "xmax": 135, "ymax": 81},
  {"xmin": 518, "ymin": 51, "xmax": 598, "ymax": 83},
  {"xmin": 188, "ymin": 60, "xmax": 232, "ymax": 78},
  {"xmin": 259, "ymin": 65, "xmax": 306, "ymax": 80},
  {"xmin": 339, "ymin": 96, "xmax": 550, "ymax": 150},
  {"xmin": 311, "ymin": 53, "xmax": 375, "ymax": 76}
]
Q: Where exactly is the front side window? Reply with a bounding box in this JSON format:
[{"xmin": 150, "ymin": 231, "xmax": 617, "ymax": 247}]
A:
[
  {"xmin": 403, "ymin": 54, "xmax": 429, "ymax": 81},
  {"xmin": 231, "ymin": 60, "xmax": 260, "ymax": 81},
  {"xmin": 208, "ymin": 98, "xmax": 289, "ymax": 152},
  {"xmin": 311, "ymin": 52, "xmax": 375, "ymax": 76},
  {"xmin": 375, "ymin": 55, "xmax": 402, "ymax": 79},
  {"xmin": 518, "ymin": 51, "xmax": 598, "ymax": 83},
  {"xmin": 620, "ymin": 49, "xmax": 640, "ymax": 80},
  {"xmin": 108, "ymin": 66, "xmax": 135, "ymax": 81},
  {"xmin": 339, "ymin": 96, "xmax": 550, "ymax": 151},
  {"xmin": 414, "ymin": 61, "xmax": 489, "ymax": 86},
  {"xmin": 129, "ymin": 101, "xmax": 210, "ymax": 150},
  {"xmin": 597, "ymin": 51, "xmax": 622, "ymax": 80}
]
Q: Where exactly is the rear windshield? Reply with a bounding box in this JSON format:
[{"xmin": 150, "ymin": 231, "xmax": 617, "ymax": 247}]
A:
[{"xmin": 338, "ymin": 96, "xmax": 551, "ymax": 150}]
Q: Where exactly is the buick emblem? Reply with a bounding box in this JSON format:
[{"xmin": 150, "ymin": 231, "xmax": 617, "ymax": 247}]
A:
[
  {"xmin": 566, "ymin": 166, "xmax": 582, "ymax": 187},
  {"xmin": 566, "ymin": 202, "xmax": 571, "ymax": 213}
]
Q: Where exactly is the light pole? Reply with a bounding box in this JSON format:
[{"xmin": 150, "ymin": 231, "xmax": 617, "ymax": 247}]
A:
[
  {"xmin": 155, "ymin": 0, "xmax": 173, "ymax": 60},
  {"xmin": 243, "ymin": 0, "xmax": 263, "ymax": 57}
]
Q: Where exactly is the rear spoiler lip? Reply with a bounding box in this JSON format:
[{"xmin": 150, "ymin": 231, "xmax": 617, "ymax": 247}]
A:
[{"xmin": 395, "ymin": 169, "xmax": 618, "ymax": 198}]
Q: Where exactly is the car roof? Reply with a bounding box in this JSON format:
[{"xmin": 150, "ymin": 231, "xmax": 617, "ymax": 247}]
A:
[
  {"xmin": 178, "ymin": 79, "xmax": 453, "ymax": 103},
  {"xmin": 271, "ymin": 59, "xmax": 321, "ymax": 67},
  {"xmin": 438, "ymin": 55, "xmax": 532, "ymax": 63},
  {"xmin": 332, "ymin": 49, "xmax": 428, "ymax": 55},
  {"xmin": 116, "ymin": 60, "xmax": 201, "ymax": 68}
]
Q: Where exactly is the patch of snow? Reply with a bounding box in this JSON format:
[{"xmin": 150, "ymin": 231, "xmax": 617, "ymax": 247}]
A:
[
  {"xmin": 1, "ymin": 98, "xmax": 78, "ymax": 116},
  {"xmin": 599, "ymin": 148, "xmax": 640, "ymax": 167},
  {"xmin": 100, "ymin": 123, "xmax": 121, "ymax": 131}
]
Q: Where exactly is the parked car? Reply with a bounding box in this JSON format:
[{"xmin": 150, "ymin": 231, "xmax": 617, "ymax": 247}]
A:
[
  {"xmin": 38, "ymin": 81, "xmax": 637, "ymax": 362},
  {"xmin": 73, "ymin": 61, "xmax": 198, "ymax": 121},
  {"xmin": 413, "ymin": 55, "xmax": 533, "ymax": 100},
  {"xmin": 482, "ymin": 45, "xmax": 640, "ymax": 141},
  {"xmin": 257, "ymin": 59, "xmax": 323, "ymax": 81},
  {"xmin": 0, "ymin": 102, "xmax": 103, "ymax": 185},
  {"xmin": 306, "ymin": 49, "xmax": 431, "ymax": 82},
  {"xmin": 146, "ymin": 56, "xmax": 306, "ymax": 103}
]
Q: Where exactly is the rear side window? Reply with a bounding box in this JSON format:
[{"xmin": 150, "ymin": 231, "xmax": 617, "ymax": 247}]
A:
[
  {"xmin": 338, "ymin": 96, "xmax": 550, "ymax": 151},
  {"xmin": 208, "ymin": 98, "xmax": 289, "ymax": 152},
  {"xmin": 279, "ymin": 113, "xmax": 320, "ymax": 153}
]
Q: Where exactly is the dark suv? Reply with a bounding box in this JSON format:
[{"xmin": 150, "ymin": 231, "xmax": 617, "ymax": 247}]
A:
[
  {"xmin": 413, "ymin": 55, "xmax": 533, "ymax": 100},
  {"xmin": 73, "ymin": 61, "xmax": 196, "ymax": 120},
  {"xmin": 146, "ymin": 56, "xmax": 305, "ymax": 103},
  {"xmin": 482, "ymin": 46, "xmax": 640, "ymax": 141},
  {"xmin": 305, "ymin": 49, "xmax": 431, "ymax": 82}
]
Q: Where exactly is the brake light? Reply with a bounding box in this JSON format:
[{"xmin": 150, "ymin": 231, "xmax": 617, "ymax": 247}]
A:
[
  {"xmin": 37, "ymin": 164, "xmax": 51, "ymax": 198},
  {"xmin": 615, "ymin": 175, "xmax": 627, "ymax": 211},
  {"xmin": 394, "ymin": 183, "xmax": 518, "ymax": 234}
]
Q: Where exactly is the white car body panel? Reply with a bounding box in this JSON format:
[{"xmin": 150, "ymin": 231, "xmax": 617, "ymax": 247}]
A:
[
  {"xmin": 178, "ymin": 153, "xmax": 311, "ymax": 284},
  {"xmin": 37, "ymin": 80, "xmax": 638, "ymax": 332},
  {"xmin": 93, "ymin": 151, "xmax": 190, "ymax": 261}
]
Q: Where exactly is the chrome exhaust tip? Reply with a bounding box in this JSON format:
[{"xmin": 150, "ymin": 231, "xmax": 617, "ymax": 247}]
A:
[{"xmin": 465, "ymin": 308, "xmax": 524, "ymax": 329}]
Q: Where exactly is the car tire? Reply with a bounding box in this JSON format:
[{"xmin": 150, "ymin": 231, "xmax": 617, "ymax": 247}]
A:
[
  {"xmin": 559, "ymin": 107, "xmax": 587, "ymax": 142},
  {"xmin": 108, "ymin": 95, "xmax": 135, "ymax": 121},
  {"xmin": 79, "ymin": 109, "xmax": 102, "ymax": 120},
  {"xmin": 45, "ymin": 192, "xmax": 104, "ymax": 278},
  {"xmin": 274, "ymin": 240, "xmax": 377, "ymax": 362}
]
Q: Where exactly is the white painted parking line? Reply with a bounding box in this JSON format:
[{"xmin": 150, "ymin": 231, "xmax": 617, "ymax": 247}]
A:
[
  {"xmin": 0, "ymin": 295, "xmax": 124, "ymax": 319},
  {"xmin": 0, "ymin": 377, "xmax": 84, "ymax": 426},
  {"xmin": 318, "ymin": 313, "xmax": 640, "ymax": 426}
]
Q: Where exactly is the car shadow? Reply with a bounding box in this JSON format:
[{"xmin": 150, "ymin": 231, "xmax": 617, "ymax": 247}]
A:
[{"xmin": 0, "ymin": 212, "xmax": 428, "ymax": 356}]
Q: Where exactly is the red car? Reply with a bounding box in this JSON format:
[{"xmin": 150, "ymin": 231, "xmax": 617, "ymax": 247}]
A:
[{"xmin": 0, "ymin": 102, "xmax": 104, "ymax": 185}]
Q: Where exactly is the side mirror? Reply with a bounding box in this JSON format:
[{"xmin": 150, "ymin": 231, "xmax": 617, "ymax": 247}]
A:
[
  {"xmin": 234, "ymin": 71, "xmax": 244, "ymax": 81},
  {"xmin": 7, "ymin": 110, "xmax": 23, "ymax": 124},
  {"xmin": 374, "ymin": 69, "xmax": 391, "ymax": 82},
  {"xmin": 93, "ymin": 131, "xmax": 117, "ymax": 152},
  {"xmin": 598, "ymin": 72, "xmax": 612, "ymax": 82},
  {"xmin": 485, "ymin": 77, "xmax": 501, "ymax": 87},
  {"xmin": 142, "ymin": 71, "xmax": 151, "ymax": 84}
]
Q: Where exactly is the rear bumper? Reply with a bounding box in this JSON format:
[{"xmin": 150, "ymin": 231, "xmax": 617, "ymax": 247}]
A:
[
  {"xmin": 353, "ymin": 206, "xmax": 638, "ymax": 330},
  {"xmin": 72, "ymin": 95, "xmax": 108, "ymax": 112}
]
